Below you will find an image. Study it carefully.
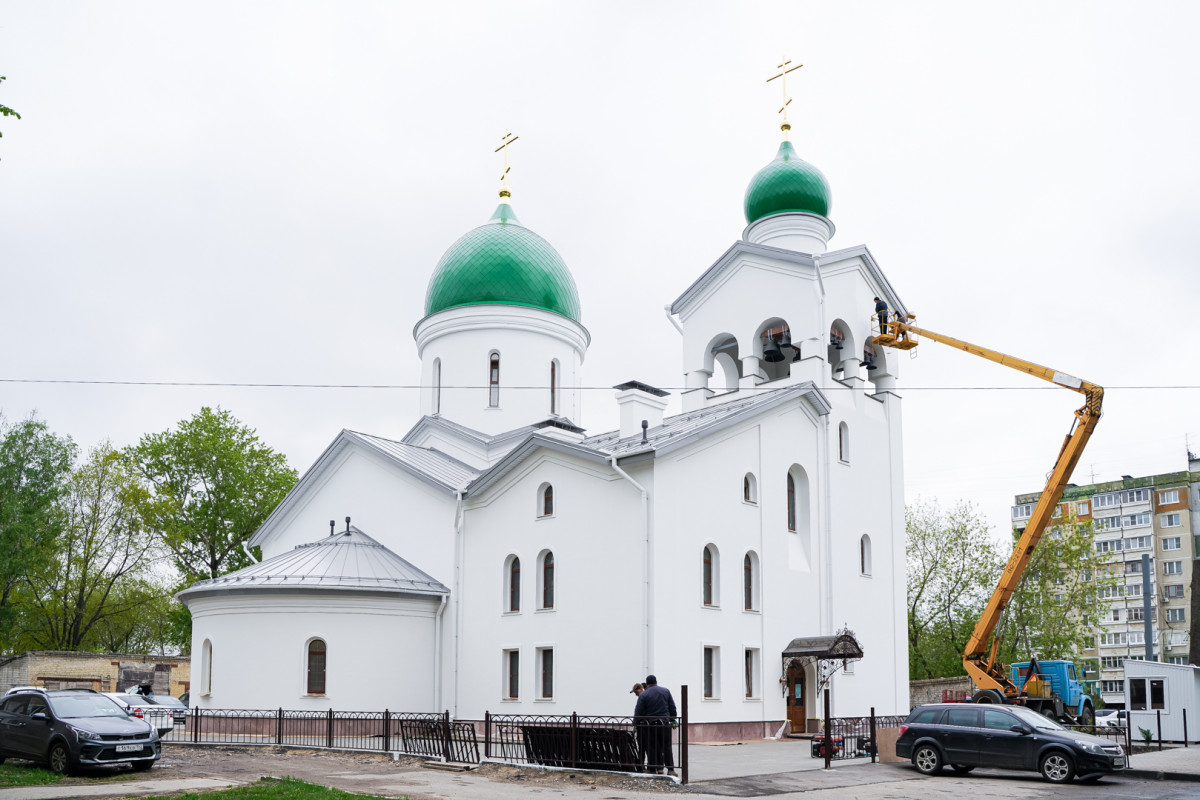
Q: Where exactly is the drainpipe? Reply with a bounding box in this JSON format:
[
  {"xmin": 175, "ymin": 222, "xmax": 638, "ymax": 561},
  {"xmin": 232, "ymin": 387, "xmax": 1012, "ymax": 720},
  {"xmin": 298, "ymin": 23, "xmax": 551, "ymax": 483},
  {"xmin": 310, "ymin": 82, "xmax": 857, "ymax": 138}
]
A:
[
  {"xmin": 822, "ymin": 416, "xmax": 834, "ymax": 634},
  {"xmin": 452, "ymin": 490, "xmax": 465, "ymax": 717},
  {"xmin": 663, "ymin": 305, "xmax": 684, "ymax": 335},
  {"xmin": 611, "ymin": 456, "xmax": 650, "ymax": 676},
  {"xmin": 242, "ymin": 541, "xmax": 259, "ymax": 564},
  {"xmin": 433, "ymin": 594, "xmax": 449, "ymax": 712}
]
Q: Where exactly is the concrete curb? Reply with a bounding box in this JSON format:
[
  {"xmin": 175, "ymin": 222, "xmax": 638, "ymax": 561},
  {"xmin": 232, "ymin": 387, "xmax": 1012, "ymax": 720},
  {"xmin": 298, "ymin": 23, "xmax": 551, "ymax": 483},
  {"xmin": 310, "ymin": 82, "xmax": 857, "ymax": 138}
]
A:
[{"xmin": 1124, "ymin": 768, "xmax": 1200, "ymax": 783}]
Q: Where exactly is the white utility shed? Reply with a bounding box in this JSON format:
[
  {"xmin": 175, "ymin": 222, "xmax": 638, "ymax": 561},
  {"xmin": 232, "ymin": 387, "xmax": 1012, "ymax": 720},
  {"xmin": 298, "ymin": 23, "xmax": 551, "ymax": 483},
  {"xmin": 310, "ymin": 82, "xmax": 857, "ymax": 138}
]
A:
[{"xmin": 1124, "ymin": 660, "xmax": 1200, "ymax": 743}]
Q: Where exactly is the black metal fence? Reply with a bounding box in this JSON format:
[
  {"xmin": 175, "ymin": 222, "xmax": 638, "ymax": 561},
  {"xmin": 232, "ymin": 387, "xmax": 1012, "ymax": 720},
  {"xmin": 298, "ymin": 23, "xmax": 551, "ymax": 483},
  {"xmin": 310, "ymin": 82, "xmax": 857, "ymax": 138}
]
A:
[
  {"xmin": 162, "ymin": 708, "xmax": 478, "ymax": 763},
  {"xmin": 485, "ymin": 712, "xmax": 684, "ymax": 778},
  {"xmin": 811, "ymin": 712, "xmax": 905, "ymax": 761}
]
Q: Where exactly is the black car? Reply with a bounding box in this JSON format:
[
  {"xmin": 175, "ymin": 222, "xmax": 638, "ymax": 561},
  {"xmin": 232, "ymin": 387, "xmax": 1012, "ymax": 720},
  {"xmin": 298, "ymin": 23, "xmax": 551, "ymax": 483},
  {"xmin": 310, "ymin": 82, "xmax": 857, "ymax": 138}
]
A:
[
  {"xmin": 896, "ymin": 702, "xmax": 1125, "ymax": 783},
  {"xmin": 0, "ymin": 689, "xmax": 160, "ymax": 774}
]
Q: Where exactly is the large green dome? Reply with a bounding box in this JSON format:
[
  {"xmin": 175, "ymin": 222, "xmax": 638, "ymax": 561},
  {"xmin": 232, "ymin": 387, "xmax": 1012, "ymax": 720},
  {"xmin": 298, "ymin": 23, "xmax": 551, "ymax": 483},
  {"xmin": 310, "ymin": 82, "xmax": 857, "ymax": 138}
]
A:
[
  {"xmin": 424, "ymin": 203, "xmax": 581, "ymax": 323},
  {"xmin": 744, "ymin": 140, "xmax": 832, "ymax": 224}
]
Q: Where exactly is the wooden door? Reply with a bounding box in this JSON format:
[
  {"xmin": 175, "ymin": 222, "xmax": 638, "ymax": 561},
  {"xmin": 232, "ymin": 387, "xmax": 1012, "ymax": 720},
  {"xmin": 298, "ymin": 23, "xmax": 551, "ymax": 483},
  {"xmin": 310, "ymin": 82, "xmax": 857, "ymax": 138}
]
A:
[{"xmin": 786, "ymin": 665, "xmax": 806, "ymax": 733}]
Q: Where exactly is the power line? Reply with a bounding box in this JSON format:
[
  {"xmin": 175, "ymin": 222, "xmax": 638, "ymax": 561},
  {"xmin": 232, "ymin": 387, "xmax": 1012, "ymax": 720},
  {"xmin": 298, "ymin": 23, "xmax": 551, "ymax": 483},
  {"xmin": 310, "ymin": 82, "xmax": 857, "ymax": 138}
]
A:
[{"xmin": 1, "ymin": 378, "xmax": 1199, "ymax": 391}]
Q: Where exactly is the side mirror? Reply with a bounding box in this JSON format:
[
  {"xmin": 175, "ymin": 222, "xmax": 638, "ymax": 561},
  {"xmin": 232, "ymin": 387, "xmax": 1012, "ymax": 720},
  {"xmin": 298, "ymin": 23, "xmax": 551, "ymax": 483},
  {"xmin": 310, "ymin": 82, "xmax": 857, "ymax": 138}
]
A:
[
  {"xmin": 1010, "ymin": 724, "xmax": 1030, "ymax": 734},
  {"xmin": 31, "ymin": 712, "xmax": 48, "ymax": 721}
]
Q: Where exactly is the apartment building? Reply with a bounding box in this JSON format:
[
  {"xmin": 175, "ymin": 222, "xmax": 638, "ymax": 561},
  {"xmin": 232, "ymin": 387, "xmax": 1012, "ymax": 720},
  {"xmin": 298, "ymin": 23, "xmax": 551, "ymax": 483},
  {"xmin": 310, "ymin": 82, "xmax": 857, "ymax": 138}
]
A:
[{"xmin": 1012, "ymin": 456, "xmax": 1200, "ymax": 709}]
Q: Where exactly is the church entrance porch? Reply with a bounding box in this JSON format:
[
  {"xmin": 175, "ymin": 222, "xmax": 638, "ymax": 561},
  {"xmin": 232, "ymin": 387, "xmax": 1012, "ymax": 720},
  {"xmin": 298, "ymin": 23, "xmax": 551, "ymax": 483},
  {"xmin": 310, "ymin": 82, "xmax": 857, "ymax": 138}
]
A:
[{"xmin": 781, "ymin": 629, "xmax": 864, "ymax": 734}]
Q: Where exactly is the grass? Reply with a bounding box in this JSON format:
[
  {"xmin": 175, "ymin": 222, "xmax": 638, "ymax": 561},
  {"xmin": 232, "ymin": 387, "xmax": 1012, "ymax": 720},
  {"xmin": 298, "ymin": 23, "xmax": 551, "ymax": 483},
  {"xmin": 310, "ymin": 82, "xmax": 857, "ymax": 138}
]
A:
[
  {"xmin": 0, "ymin": 761, "xmax": 65, "ymax": 787},
  {"xmin": 174, "ymin": 777, "xmax": 400, "ymax": 799}
]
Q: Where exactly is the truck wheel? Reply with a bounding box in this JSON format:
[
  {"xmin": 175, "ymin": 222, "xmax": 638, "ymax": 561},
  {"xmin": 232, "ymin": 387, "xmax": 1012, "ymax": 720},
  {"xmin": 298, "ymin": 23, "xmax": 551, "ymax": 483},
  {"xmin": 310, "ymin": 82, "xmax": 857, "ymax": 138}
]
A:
[
  {"xmin": 1079, "ymin": 705, "xmax": 1095, "ymax": 727},
  {"xmin": 1042, "ymin": 707, "xmax": 1058, "ymax": 721},
  {"xmin": 1039, "ymin": 751, "xmax": 1075, "ymax": 783},
  {"xmin": 913, "ymin": 744, "xmax": 943, "ymax": 775},
  {"xmin": 972, "ymin": 689, "xmax": 1004, "ymax": 705}
]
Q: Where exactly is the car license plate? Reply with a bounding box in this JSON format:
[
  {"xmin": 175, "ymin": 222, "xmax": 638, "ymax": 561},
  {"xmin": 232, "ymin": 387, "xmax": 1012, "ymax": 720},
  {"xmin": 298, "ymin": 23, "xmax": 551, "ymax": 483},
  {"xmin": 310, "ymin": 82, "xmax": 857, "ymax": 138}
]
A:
[
  {"xmin": 1114, "ymin": 757, "xmax": 1126, "ymax": 768},
  {"xmin": 116, "ymin": 744, "xmax": 142, "ymax": 753}
]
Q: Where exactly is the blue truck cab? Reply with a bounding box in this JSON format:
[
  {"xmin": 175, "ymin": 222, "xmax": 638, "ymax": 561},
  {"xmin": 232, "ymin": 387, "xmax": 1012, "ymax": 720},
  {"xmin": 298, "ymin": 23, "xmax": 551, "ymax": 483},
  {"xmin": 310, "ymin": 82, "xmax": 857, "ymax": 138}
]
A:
[{"xmin": 1010, "ymin": 659, "xmax": 1094, "ymax": 723}]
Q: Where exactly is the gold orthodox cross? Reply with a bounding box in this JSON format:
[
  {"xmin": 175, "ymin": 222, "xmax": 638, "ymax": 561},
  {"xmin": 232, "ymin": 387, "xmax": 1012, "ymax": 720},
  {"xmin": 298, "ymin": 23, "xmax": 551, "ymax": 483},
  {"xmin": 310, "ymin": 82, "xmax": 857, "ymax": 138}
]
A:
[
  {"xmin": 766, "ymin": 58, "xmax": 803, "ymax": 134},
  {"xmin": 495, "ymin": 129, "xmax": 519, "ymax": 197}
]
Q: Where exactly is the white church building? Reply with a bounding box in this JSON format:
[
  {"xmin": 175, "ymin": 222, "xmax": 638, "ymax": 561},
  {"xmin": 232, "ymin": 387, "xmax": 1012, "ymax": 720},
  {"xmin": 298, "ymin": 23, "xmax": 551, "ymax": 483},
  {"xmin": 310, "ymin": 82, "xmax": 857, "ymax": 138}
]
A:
[{"xmin": 180, "ymin": 121, "xmax": 911, "ymax": 740}]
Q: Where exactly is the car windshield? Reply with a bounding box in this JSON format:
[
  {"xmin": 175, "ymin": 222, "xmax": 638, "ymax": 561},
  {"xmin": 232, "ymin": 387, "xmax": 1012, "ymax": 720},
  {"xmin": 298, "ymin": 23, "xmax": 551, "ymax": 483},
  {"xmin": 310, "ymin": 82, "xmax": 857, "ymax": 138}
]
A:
[
  {"xmin": 48, "ymin": 694, "xmax": 128, "ymax": 719},
  {"xmin": 1008, "ymin": 705, "xmax": 1066, "ymax": 730}
]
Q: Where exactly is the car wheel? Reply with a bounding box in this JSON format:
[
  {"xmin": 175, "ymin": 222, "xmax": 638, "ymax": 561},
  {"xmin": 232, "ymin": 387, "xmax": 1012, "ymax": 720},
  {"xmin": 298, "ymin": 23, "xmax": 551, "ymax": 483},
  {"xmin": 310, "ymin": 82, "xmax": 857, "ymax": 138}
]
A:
[
  {"xmin": 48, "ymin": 742, "xmax": 74, "ymax": 775},
  {"xmin": 1039, "ymin": 750, "xmax": 1075, "ymax": 783},
  {"xmin": 951, "ymin": 764, "xmax": 975, "ymax": 773},
  {"xmin": 913, "ymin": 744, "xmax": 943, "ymax": 775},
  {"xmin": 131, "ymin": 760, "xmax": 155, "ymax": 771}
]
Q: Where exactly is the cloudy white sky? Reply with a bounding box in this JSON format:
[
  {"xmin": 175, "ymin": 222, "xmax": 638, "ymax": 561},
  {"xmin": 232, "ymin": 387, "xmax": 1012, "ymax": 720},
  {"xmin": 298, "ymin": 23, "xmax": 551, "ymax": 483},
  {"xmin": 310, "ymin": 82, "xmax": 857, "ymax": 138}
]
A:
[{"xmin": 2, "ymin": 1, "xmax": 1197, "ymax": 540}]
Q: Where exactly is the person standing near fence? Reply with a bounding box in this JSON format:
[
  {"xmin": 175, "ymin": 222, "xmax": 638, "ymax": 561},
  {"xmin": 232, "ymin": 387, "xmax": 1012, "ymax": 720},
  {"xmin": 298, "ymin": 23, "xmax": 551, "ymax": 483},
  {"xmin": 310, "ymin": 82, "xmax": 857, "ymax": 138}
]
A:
[
  {"xmin": 633, "ymin": 675, "xmax": 677, "ymax": 776},
  {"xmin": 630, "ymin": 682, "xmax": 648, "ymax": 771}
]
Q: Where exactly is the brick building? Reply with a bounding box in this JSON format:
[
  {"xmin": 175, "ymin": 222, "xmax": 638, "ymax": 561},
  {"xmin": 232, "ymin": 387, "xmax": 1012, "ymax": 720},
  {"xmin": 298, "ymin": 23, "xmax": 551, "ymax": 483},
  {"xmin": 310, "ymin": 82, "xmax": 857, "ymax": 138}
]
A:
[{"xmin": 0, "ymin": 651, "xmax": 190, "ymax": 698}]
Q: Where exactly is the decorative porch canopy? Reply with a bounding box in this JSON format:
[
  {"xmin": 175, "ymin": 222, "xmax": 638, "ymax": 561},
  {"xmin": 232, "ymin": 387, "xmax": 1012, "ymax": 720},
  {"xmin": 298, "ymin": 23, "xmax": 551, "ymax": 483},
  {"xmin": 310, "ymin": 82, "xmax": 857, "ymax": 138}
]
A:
[{"xmin": 781, "ymin": 628, "xmax": 864, "ymax": 690}]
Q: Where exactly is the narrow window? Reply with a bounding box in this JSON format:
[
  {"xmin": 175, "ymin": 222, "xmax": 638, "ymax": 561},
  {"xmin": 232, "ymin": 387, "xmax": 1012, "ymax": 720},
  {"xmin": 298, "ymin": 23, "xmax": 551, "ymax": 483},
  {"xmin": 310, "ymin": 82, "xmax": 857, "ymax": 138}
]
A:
[
  {"xmin": 838, "ymin": 422, "xmax": 849, "ymax": 462},
  {"xmin": 703, "ymin": 546, "xmax": 714, "ymax": 606},
  {"xmin": 743, "ymin": 473, "xmax": 757, "ymax": 504},
  {"xmin": 541, "ymin": 485, "xmax": 554, "ymax": 517},
  {"xmin": 787, "ymin": 474, "xmax": 796, "ymax": 532},
  {"xmin": 506, "ymin": 650, "xmax": 519, "ymax": 699},
  {"xmin": 542, "ymin": 552, "xmax": 555, "ymax": 609},
  {"xmin": 860, "ymin": 535, "xmax": 872, "ymax": 576},
  {"xmin": 434, "ymin": 358, "xmax": 442, "ymax": 415},
  {"xmin": 744, "ymin": 554, "xmax": 753, "ymax": 610},
  {"xmin": 744, "ymin": 649, "xmax": 755, "ymax": 698},
  {"xmin": 508, "ymin": 556, "xmax": 521, "ymax": 612},
  {"xmin": 307, "ymin": 639, "xmax": 327, "ymax": 694},
  {"xmin": 540, "ymin": 648, "xmax": 554, "ymax": 698},
  {"xmin": 550, "ymin": 361, "xmax": 557, "ymax": 414},
  {"xmin": 744, "ymin": 476, "xmax": 751, "ymax": 501},
  {"xmin": 703, "ymin": 647, "xmax": 717, "ymax": 698},
  {"xmin": 489, "ymin": 353, "xmax": 500, "ymax": 407},
  {"xmin": 201, "ymin": 639, "xmax": 213, "ymax": 695}
]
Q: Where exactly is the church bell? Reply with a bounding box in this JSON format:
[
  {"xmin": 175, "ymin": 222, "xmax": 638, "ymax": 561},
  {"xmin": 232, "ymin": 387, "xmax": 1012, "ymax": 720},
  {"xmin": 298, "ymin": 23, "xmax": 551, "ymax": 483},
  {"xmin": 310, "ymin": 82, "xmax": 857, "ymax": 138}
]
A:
[{"xmin": 762, "ymin": 336, "xmax": 785, "ymax": 363}]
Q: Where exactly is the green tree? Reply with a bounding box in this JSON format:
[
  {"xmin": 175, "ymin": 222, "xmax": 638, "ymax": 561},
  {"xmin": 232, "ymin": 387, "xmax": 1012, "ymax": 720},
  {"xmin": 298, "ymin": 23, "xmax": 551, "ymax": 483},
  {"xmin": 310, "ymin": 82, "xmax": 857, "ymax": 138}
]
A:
[
  {"xmin": 0, "ymin": 76, "xmax": 19, "ymax": 140},
  {"xmin": 128, "ymin": 407, "xmax": 297, "ymax": 582},
  {"xmin": 907, "ymin": 500, "xmax": 1004, "ymax": 679},
  {"xmin": 0, "ymin": 414, "xmax": 76, "ymax": 649},
  {"xmin": 17, "ymin": 444, "xmax": 166, "ymax": 651},
  {"xmin": 995, "ymin": 516, "xmax": 1116, "ymax": 663}
]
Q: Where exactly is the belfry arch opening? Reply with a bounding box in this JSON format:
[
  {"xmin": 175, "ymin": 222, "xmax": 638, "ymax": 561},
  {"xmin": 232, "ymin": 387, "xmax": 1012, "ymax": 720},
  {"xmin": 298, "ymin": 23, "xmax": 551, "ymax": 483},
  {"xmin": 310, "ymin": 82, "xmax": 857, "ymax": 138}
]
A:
[
  {"xmin": 828, "ymin": 320, "xmax": 854, "ymax": 378},
  {"xmin": 757, "ymin": 318, "xmax": 794, "ymax": 382},
  {"xmin": 707, "ymin": 334, "xmax": 742, "ymax": 394}
]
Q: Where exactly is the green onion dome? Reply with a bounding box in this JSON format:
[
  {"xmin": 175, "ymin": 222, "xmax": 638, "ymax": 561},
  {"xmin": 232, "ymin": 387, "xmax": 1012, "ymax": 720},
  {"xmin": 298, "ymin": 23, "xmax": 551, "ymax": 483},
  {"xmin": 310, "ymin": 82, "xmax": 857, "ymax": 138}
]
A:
[
  {"xmin": 424, "ymin": 202, "xmax": 582, "ymax": 323},
  {"xmin": 743, "ymin": 140, "xmax": 832, "ymax": 224}
]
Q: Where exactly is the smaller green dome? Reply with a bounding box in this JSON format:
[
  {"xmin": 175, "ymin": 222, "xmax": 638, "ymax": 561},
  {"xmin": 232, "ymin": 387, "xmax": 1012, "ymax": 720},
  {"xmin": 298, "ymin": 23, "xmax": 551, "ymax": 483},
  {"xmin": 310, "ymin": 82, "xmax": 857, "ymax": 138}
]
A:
[
  {"xmin": 424, "ymin": 202, "xmax": 582, "ymax": 322},
  {"xmin": 744, "ymin": 140, "xmax": 832, "ymax": 224}
]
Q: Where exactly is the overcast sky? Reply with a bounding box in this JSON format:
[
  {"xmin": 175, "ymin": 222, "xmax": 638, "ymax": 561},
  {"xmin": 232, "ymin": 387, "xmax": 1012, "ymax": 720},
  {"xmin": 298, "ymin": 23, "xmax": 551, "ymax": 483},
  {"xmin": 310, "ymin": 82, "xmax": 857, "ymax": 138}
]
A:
[{"xmin": 2, "ymin": 1, "xmax": 1197, "ymax": 541}]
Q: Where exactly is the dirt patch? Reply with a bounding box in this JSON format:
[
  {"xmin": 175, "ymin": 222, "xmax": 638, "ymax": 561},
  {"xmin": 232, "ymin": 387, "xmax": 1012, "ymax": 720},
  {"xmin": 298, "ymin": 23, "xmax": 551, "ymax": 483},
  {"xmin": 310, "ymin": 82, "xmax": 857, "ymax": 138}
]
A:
[{"xmin": 474, "ymin": 761, "xmax": 686, "ymax": 792}]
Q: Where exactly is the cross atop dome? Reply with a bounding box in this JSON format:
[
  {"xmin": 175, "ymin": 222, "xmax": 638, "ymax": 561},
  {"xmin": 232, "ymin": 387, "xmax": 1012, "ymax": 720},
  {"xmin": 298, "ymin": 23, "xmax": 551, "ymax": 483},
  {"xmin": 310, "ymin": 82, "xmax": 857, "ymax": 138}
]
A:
[
  {"xmin": 495, "ymin": 129, "xmax": 519, "ymax": 201},
  {"xmin": 766, "ymin": 57, "xmax": 803, "ymax": 140}
]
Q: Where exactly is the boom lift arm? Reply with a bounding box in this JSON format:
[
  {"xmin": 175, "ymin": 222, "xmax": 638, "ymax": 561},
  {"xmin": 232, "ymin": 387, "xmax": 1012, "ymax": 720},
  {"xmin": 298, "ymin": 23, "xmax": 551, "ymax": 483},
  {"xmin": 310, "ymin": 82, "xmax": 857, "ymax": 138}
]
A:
[{"xmin": 875, "ymin": 316, "xmax": 1104, "ymax": 699}]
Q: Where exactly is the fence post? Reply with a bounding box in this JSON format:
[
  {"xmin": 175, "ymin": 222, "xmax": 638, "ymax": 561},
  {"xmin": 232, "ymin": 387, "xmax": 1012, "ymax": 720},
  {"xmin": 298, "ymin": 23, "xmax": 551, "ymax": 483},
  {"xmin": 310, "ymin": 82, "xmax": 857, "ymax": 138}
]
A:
[
  {"xmin": 1184, "ymin": 708, "xmax": 1189, "ymax": 747},
  {"xmin": 869, "ymin": 707, "xmax": 877, "ymax": 764},
  {"xmin": 1126, "ymin": 719, "xmax": 1132, "ymax": 763},
  {"xmin": 1157, "ymin": 709, "xmax": 1163, "ymax": 751},
  {"xmin": 442, "ymin": 710, "xmax": 452, "ymax": 761},
  {"xmin": 485, "ymin": 711, "xmax": 491, "ymax": 759},
  {"xmin": 823, "ymin": 688, "xmax": 831, "ymax": 770},
  {"xmin": 276, "ymin": 707, "xmax": 283, "ymax": 745},
  {"xmin": 384, "ymin": 709, "xmax": 391, "ymax": 753},
  {"xmin": 681, "ymin": 684, "xmax": 688, "ymax": 785},
  {"xmin": 192, "ymin": 707, "xmax": 199, "ymax": 743},
  {"xmin": 570, "ymin": 711, "xmax": 578, "ymax": 768},
  {"xmin": 327, "ymin": 708, "xmax": 334, "ymax": 749}
]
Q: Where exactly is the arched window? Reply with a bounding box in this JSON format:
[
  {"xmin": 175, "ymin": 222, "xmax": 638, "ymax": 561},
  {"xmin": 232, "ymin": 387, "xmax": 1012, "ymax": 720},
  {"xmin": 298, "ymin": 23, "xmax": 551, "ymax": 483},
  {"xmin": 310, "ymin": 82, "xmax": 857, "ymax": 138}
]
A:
[
  {"xmin": 838, "ymin": 422, "xmax": 849, "ymax": 462},
  {"xmin": 433, "ymin": 358, "xmax": 442, "ymax": 415},
  {"xmin": 506, "ymin": 556, "xmax": 521, "ymax": 612},
  {"xmin": 860, "ymin": 535, "xmax": 873, "ymax": 576},
  {"xmin": 489, "ymin": 352, "xmax": 501, "ymax": 407},
  {"xmin": 540, "ymin": 551, "xmax": 555, "ymax": 609},
  {"xmin": 307, "ymin": 639, "xmax": 327, "ymax": 695},
  {"xmin": 201, "ymin": 639, "xmax": 213, "ymax": 695},
  {"xmin": 744, "ymin": 554, "xmax": 753, "ymax": 610},
  {"xmin": 702, "ymin": 545, "xmax": 720, "ymax": 606},
  {"xmin": 539, "ymin": 484, "xmax": 554, "ymax": 517},
  {"xmin": 787, "ymin": 474, "xmax": 796, "ymax": 532},
  {"xmin": 549, "ymin": 361, "xmax": 558, "ymax": 415},
  {"xmin": 743, "ymin": 473, "xmax": 758, "ymax": 504}
]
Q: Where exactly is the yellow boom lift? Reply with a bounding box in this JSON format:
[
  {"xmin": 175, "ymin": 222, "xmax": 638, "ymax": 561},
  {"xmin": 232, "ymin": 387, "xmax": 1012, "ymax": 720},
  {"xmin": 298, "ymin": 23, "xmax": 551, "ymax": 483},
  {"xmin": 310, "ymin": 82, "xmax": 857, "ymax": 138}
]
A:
[{"xmin": 874, "ymin": 315, "xmax": 1104, "ymax": 717}]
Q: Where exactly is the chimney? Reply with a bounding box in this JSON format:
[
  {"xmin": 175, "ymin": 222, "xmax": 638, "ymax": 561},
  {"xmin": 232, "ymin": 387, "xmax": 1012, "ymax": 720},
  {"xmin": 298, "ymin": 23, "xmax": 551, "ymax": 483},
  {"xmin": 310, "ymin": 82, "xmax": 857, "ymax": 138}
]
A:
[{"xmin": 614, "ymin": 381, "xmax": 670, "ymax": 440}]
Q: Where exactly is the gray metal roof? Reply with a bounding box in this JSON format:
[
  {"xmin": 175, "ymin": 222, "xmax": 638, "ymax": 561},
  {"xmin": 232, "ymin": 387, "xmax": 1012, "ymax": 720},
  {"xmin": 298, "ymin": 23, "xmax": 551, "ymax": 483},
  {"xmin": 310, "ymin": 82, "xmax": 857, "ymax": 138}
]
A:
[
  {"xmin": 346, "ymin": 430, "xmax": 479, "ymax": 491},
  {"xmin": 178, "ymin": 526, "xmax": 449, "ymax": 601},
  {"xmin": 583, "ymin": 383, "xmax": 829, "ymax": 458}
]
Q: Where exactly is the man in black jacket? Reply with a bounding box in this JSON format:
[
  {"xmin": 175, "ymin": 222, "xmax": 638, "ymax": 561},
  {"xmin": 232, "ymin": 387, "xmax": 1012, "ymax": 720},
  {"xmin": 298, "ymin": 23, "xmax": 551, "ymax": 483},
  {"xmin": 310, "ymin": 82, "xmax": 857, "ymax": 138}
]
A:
[{"xmin": 633, "ymin": 675, "xmax": 677, "ymax": 775}]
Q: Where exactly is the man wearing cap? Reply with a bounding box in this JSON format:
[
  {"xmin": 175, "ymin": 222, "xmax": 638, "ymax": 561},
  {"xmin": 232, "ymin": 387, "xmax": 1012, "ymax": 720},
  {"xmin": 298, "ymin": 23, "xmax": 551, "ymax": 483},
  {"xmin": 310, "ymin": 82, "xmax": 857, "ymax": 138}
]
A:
[
  {"xmin": 633, "ymin": 675, "xmax": 677, "ymax": 776},
  {"xmin": 629, "ymin": 682, "xmax": 647, "ymax": 770}
]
